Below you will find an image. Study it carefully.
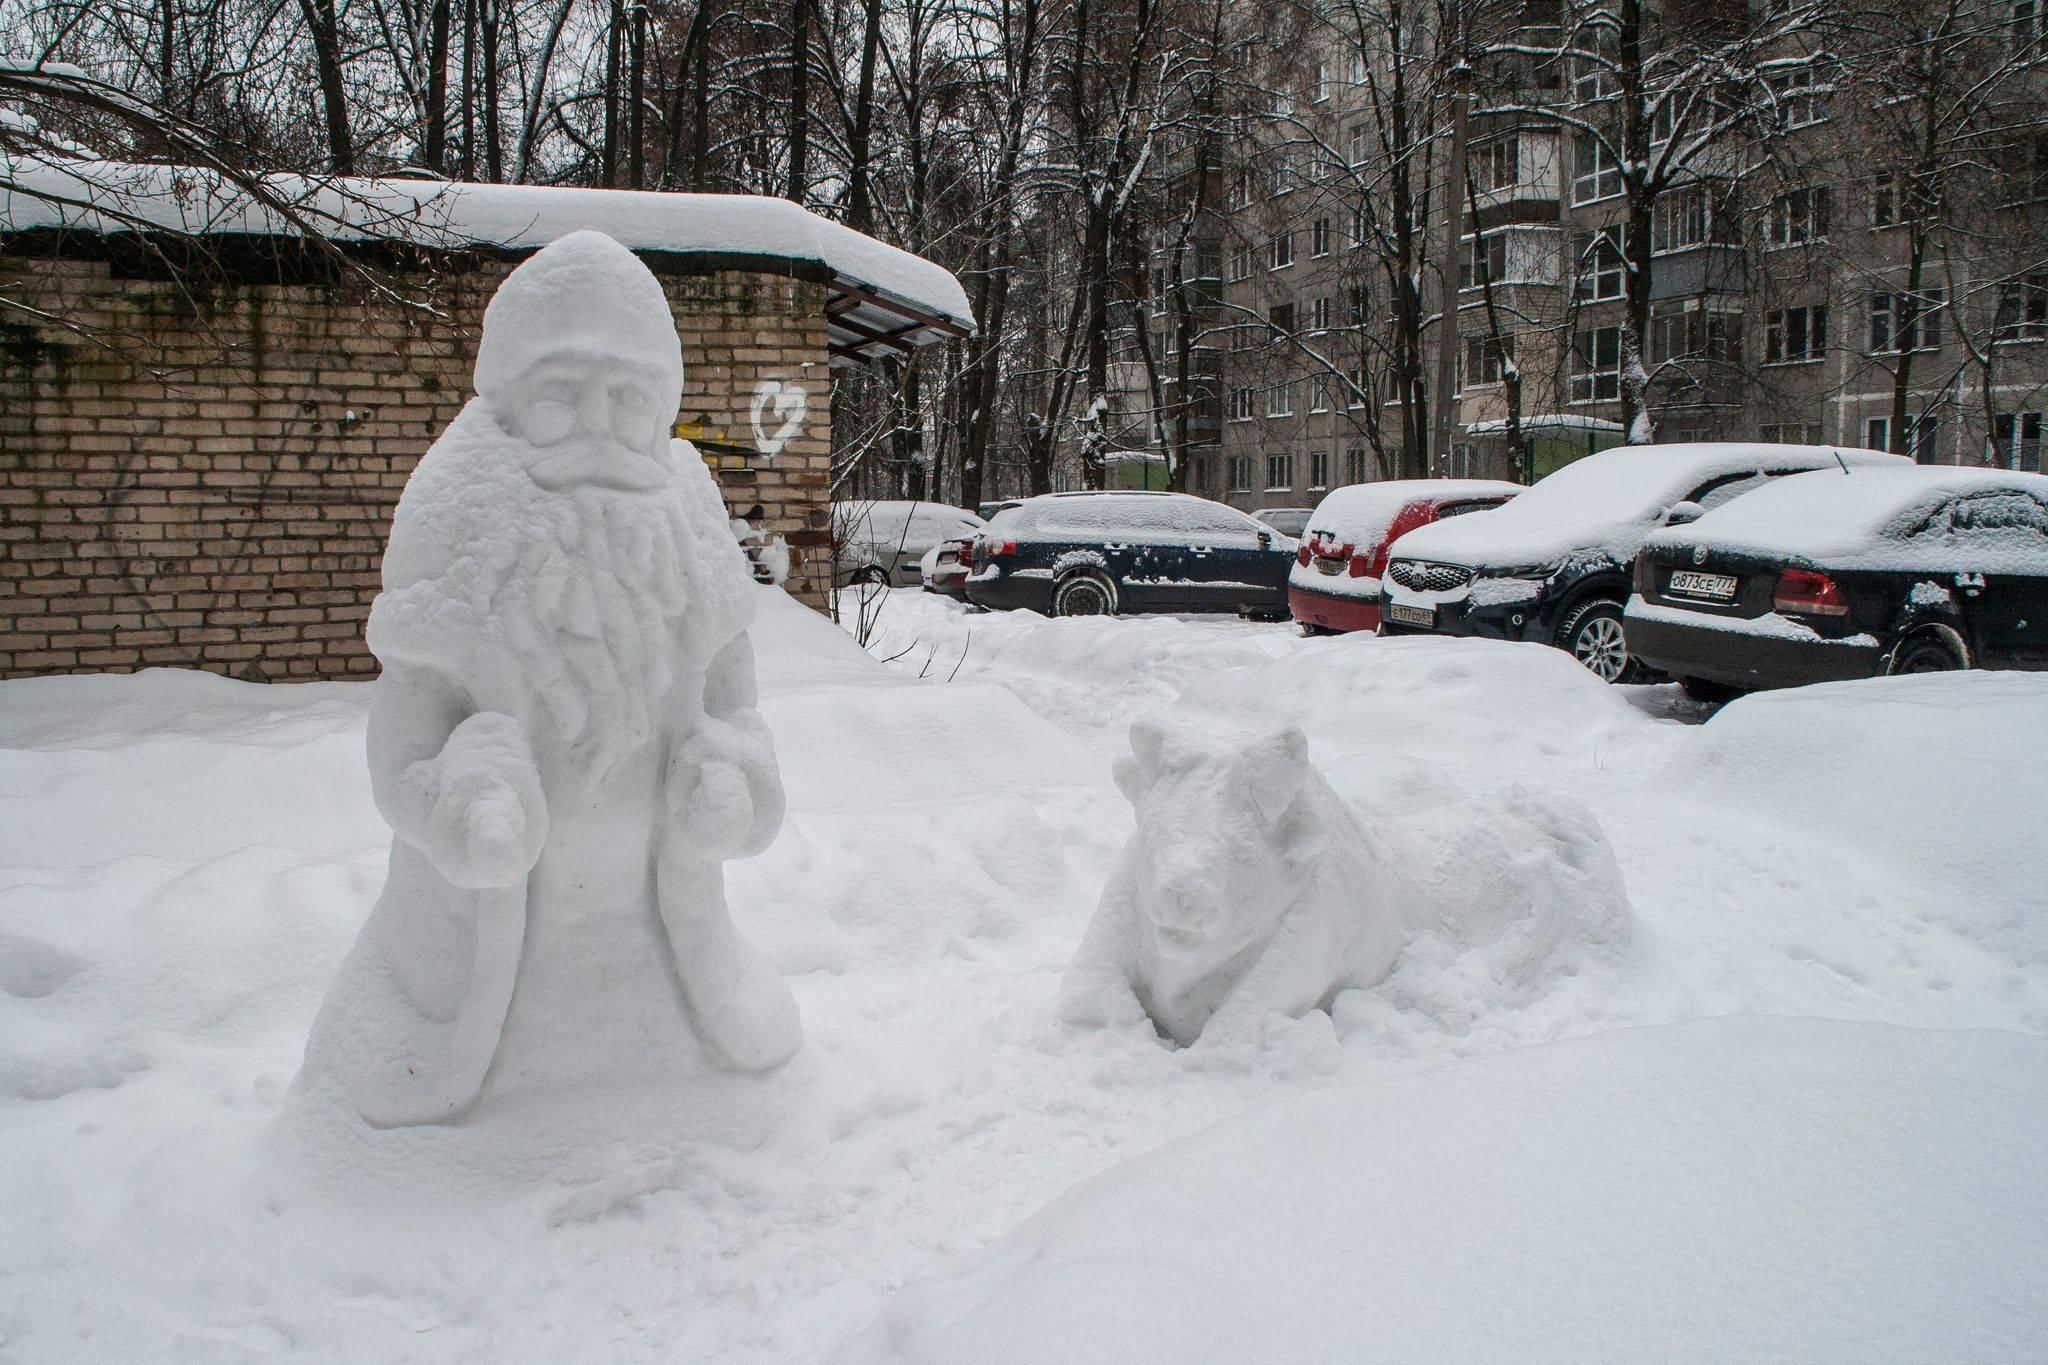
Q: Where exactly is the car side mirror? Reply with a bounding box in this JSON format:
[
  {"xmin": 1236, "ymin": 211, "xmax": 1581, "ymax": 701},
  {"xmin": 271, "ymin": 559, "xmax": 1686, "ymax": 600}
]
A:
[
  {"xmin": 1662, "ymin": 500, "xmax": 1706, "ymax": 527},
  {"xmin": 1257, "ymin": 530, "xmax": 1273, "ymax": 549}
]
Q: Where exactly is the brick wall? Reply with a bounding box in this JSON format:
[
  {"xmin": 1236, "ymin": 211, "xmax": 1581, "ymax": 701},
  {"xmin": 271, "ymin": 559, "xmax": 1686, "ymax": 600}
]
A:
[{"xmin": 0, "ymin": 246, "xmax": 833, "ymax": 681}]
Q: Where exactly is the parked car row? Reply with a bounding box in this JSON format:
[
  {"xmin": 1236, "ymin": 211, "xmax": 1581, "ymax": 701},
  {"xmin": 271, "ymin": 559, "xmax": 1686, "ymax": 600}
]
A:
[{"xmin": 834, "ymin": 443, "xmax": 2048, "ymax": 695}]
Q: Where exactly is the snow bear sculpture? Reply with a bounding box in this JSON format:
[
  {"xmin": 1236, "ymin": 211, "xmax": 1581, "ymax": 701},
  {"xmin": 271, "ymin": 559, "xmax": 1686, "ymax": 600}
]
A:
[
  {"xmin": 1061, "ymin": 718, "xmax": 1632, "ymax": 1046},
  {"xmin": 297, "ymin": 230, "xmax": 800, "ymax": 1126}
]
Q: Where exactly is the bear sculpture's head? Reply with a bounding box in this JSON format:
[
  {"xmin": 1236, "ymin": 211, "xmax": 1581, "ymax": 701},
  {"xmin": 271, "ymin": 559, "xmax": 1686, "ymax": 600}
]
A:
[{"xmin": 1113, "ymin": 718, "xmax": 1335, "ymax": 1043}]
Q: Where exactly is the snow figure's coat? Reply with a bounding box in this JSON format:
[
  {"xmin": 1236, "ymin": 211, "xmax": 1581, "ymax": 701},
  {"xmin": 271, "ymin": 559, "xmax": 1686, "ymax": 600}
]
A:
[
  {"xmin": 298, "ymin": 230, "xmax": 800, "ymax": 1126},
  {"xmin": 1061, "ymin": 718, "xmax": 1633, "ymax": 1046}
]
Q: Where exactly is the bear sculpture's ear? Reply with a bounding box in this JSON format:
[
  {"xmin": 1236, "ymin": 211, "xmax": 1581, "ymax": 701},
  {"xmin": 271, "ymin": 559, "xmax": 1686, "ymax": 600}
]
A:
[{"xmin": 1244, "ymin": 725, "xmax": 1310, "ymax": 827}]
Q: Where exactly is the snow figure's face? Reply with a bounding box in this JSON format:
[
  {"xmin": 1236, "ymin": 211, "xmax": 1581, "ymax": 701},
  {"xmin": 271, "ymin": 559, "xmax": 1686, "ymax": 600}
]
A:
[
  {"xmin": 1114, "ymin": 721, "xmax": 1311, "ymax": 1035},
  {"xmin": 496, "ymin": 355, "xmax": 675, "ymax": 493}
]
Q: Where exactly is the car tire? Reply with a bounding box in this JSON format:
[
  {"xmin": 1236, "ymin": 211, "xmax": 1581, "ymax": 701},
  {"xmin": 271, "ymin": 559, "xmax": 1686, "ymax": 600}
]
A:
[
  {"xmin": 1677, "ymin": 675, "xmax": 1742, "ymax": 704},
  {"xmin": 1888, "ymin": 630, "xmax": 1965, "ymax": 674},
  {"xmin": 1556, "ymin": 598, "xmax": 1643, "ymax": 684},
  {"xmin": 1052, "ymin": 570, "xmax": 1117, "ymax": 618},
  {"xmin": 856, "ymin": 564, "xmax": 889, "ymax": 587}
]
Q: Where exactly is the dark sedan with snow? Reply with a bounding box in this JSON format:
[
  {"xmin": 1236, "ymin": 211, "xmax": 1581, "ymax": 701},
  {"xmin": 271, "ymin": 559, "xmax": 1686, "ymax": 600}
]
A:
[
  {"xmin": 1625, "ymin": 466, "xmax": 2048, "ymax": 698},
  {"xmin": 967, "ymin": 492, "xmax": 1295, "ymax": 617},
  {"xmin": 1377, "ymin": 442, "xmax": 1906, "ymax": 682}
]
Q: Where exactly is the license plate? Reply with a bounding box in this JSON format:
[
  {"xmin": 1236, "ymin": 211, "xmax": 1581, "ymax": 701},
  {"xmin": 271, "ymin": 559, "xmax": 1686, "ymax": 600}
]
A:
[
  {"xmin": 1667, "ymin": 570, "xmax": 1737, "ymax": 601},
  {"xmin": 1387, "ymin": 602, "xmax": 1436, "ymax": 628}
]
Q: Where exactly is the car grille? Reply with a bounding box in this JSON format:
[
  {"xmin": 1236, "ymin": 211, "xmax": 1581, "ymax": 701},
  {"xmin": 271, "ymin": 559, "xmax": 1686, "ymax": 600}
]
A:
[{"xmin": 1387, "ymin": 560, "xmax": 1472, "ymax": 592}]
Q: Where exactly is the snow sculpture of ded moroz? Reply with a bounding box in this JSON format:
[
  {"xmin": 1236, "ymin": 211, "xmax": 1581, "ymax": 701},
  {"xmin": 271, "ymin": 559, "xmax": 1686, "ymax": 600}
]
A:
[
  {"xmin": 298, "ymin": 230, "xmax": 800, "ymax": 1126},
  {"xmin": 1061, "ymin": 718, "xmax": 1631, "ymax": 1046}
]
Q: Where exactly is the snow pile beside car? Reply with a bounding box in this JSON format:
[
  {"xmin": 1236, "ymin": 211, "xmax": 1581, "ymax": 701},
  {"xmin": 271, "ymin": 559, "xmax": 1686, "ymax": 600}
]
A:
[
  {"xmin": 1650, "ymin": 671, "xmax": 2048, "ymax": 961},
  {"xmin": 839, "ymin": 1016, "xmax": 2048, "ymax": 1365}
]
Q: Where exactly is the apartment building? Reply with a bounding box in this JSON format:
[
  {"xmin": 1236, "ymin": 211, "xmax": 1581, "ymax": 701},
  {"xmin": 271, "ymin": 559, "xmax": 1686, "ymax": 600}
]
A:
[{"xmin": 1152, "ymin": 2, "xmax": 2048, "ymax": 515}]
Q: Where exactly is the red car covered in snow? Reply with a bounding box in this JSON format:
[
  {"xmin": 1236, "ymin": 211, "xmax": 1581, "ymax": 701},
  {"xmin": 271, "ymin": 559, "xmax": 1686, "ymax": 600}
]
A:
[{"xmin": 1289, "ymin": 479, "xmax": 1523, "ymax": 634}]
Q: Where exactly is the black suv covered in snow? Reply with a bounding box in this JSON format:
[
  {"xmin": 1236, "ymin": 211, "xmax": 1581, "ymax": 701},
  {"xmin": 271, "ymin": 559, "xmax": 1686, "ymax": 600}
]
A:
[
  {"xmin": 966, "ymin": 492, "xmax": 1295, "ymax": 617},
  {"xmin": 1626, "ymin": 465, "xmax": 2048, "ymax": 696},
  {"xmin": 1377, "ymin": 442, "xmax": 1906, "ymax": 681}
]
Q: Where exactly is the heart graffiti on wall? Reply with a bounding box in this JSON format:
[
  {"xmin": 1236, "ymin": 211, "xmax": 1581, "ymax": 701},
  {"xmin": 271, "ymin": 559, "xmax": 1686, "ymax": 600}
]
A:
[{"xmin": 749, "ymin": 380, "xmax": 809, "ymax": 458}]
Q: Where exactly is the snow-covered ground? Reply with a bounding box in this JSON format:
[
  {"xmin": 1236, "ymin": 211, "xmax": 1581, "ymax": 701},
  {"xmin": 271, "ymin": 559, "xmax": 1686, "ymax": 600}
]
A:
[{"xmin": 4, "ymin": 585, "xmax": 2045, "ymax": 1362}]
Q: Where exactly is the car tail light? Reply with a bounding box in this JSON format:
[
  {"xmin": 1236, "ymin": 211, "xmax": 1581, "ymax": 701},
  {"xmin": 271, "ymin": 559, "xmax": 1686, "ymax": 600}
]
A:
[
  {"xmin": 1634, "ymin": 555, "xmax": 1651, "ymax": 596},
  {"xmin": 959, "ymin": 541, "xmax": 975, "ymax": 569},
  {"xmin": 1348, "ymin": 553, "xmax": 1370, "ymax": 578},
  {"xmin": 985, "ymin": 537, "xmax": 1017, "ymax": 558},
  {"xmin": 1296, "ymin": 543, "xmax": 1311, "ymax": 567},
  {"xmin": 1773, "ymin": 567, "xmax": 1849, "ymax": 617}
]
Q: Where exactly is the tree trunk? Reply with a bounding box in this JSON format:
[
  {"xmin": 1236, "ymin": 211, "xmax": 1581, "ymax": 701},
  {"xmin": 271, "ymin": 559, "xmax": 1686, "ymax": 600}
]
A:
[
  {"xmin": 848, "ymin": 0, "xmax": 882, "ymax": 231},
  {"xmin": 423, "ymin": 0, "xmax": 452, "ymax": 173},
  {"xmin": 629, "ymin": 2, "xmax": 647, "ymax": 188},
  {"xmin": 296, "ymin": 0, "xmax": 355, "ymax": 174},
  {"xmin": 786, "ymin": 0, "xmax": 811, "ymax": 203}
]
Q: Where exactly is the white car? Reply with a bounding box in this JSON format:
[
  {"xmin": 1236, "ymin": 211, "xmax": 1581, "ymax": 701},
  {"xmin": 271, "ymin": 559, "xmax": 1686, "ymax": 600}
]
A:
[{"xmin": 834, "ymin": 500, "xmax": 986, "ymax": 588}]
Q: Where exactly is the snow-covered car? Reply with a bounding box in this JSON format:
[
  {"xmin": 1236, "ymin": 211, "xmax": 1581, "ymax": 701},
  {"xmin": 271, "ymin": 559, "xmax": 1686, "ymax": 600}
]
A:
[
  {"xmin": 919, "ymin": 535, "xmax": 976, "ymax": 599},
  {"xmin": 978, "ymin": 498, "xmax": 1025, "ymax": 521},
  {"xmin": 1625, "ymin": 465, "xmax": 2048, "ymax": 698},
  {"xmin": 1289, "ymin": 480, "xmax": 1522, "ymax": 635},
  {"xmin": 834, "ymin": 500, "xmax": 985, "ymax": 588},
  {"xmin": 967, "ymin": 491, "xmax": 1295, "ymax": 618},
  {"xmin": 1378, "ymin": 443, "xmax": 1908, "ymax": 682},
  {"xmin": 1250, "ymin": 507, "xmax": 1315, "ymax": 539}
]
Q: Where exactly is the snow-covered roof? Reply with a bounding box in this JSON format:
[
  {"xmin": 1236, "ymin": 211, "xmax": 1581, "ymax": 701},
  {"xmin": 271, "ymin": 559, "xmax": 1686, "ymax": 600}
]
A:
[
  {"xmin": 0, "ymin": 154, "xmax": 973, "ymax": 365},
  {"xmin": 1643, "ymin": 464, "xmax": 2048, "ymax": 572},
  {"xmin": 1390, "ymin": 442, "xmax": 1906, "ymax": 568}
]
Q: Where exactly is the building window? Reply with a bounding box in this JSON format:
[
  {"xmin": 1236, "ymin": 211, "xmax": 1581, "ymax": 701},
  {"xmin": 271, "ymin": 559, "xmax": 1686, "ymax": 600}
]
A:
[
  {"xmin": 1575, "ymin": 226, "xmax": 1625, "ymax": 301},
  {"xmin": 1870, "ymin": 291, "xmax": 1944, "ymax": 353},
  {"xmin": 1866, "ymin": 413, "xmax": 1941, "ymax": 463},
  {"xmin": 1229, "ymin": 167, "xmax": 1253, "ymax": 210},
  {"xmin": 1230, "ymin": 321, "xmax": 1257, "ymax": 352},
  {"xmin": 1995, "ymin": 275, "xmax": 2048, "ymax": 341},
  {"xmin": 1461, "ymin": 233, "xmax": 1507, "ymax": 290},
  {"xmin": 1311, "ymin": 217, "xmax": 1331, "ymax": 257},
  {"xmin": 1309, "ymin": 449, "xmax": 1331, "ymax": 489},
  {"xmin": 1310, "ymin": 296, "xmax": 1331, "ymax": 332},
  {"xmin": 1344, "ymin": 447, "xmax": 1368, "ymax": 484},
  {"xmin": 1228, "ymin": 387, "xmax": 1256, "ymax": 421},
  {"xmin": 1191, "ymin": 456, "xmax": 1211, "ymax": 492},
  {"xmin": 1648, "ymin": 303, "xmax": 1740, "ymax": 366},
  {"xmin": 1571, "ymin": 28, "xmax": 1618, "ymax": 104},
  {"xmin": 1347, "ymin": 366, "xmax": 1366, "ymax": 408},
  {"xmin": 1764, "ymin": 186, "xmax": 1830, "ymax": 248},
  {"xmin": 1350, "ymin": 206, "xmax": 1367, "ymax": 248},
  {"xmin": 1462, "ymin": 334, "xmax": 1515, "ymax": 387},
  {"xmin": 1310, "ymin": 376, "xmax": 1331, "ymax": 412},
  {"xmin": 1765, "ymin": 306, "xmax": 1827, "ymax": 364},
  {"xmin": 1995, "ymin": 411, "xmax": 2044, "ymax": 470},
  {"xmin": 1270, "ymin": 232, "xmax": 1295, "ymax": 270},
  {"xmin": 1265, "ymin": 452, "xmax": 1296, "ymax": 490},
  {"xmin": 1570, "ymin": 325, "xmax": 1623, "ymax": 403},
  {"xmin": 1473, "ymin": 136, "xmax": 1520, "ymax": 192},
  {"xmin": 1269, "ymin": 301, "xmax": 1297, "ymax": 336},
  {"xmin": 2014, "ymin": 1, "xmax": 2047, "ymax": 60},
  {"xmin": 1760, "ymin": 422, "xmax": 1823, "ymax": 445},
  {"xmin": 1228, "ymin": 246, "xmax": 1254, "ymax": 283},
  {"xmin": 1348, "ymin": 123, "xmax": 1369, "ymax": 167},
  {"xmin": 1267, "ymin": 383, "xmax": 1295, "ymax": 418},
  {"xmin": 1228, "ymin": 454, "xmax": 1255, "ymax": 490},
  {"xmin": 1571, "ymin": 132, "xmax": 1623, "ymax": 204},
  {"xmin": 1651, "ymin": 183, "xmax": 1721, "ymax": 253},
  {"xmin": 1770, "ymin": 65, "xmax": 1828, "ymax": 128},
  {"xmin": 1312, "ymin": 61, "xmax": 1330, "ymax": 102},
  {"xmin": 1871, "ymin": 172, "xmax": 1899, "ymax": 228}
]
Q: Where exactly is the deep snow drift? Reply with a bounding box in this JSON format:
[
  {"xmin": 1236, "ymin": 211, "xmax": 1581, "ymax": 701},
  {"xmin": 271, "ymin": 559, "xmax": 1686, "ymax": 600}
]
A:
[
  {"xmin": 3, "ymin": 584, "xmax": 2045, "ymax": 1361},
  {"xmin": 842, "ymin": 1016, "xmax": 2048, "ymax": 1365}
]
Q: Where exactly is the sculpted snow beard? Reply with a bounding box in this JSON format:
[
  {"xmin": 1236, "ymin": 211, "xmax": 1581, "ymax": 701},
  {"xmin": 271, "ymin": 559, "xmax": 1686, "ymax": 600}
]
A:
[{"xmin": 489, "ymin": 438, "xmax": 696, "ymax": 786}]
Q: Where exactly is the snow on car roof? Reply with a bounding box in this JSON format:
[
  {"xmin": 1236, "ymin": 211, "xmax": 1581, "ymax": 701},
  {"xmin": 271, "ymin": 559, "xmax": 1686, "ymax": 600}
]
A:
[
  {"xmin": 0, "ymin": 154, "xmax": 973, "ymax": 360},
  {"xmin": 1390, "ymin": 443, "xmax": 1904, "ymax": 567},
  {"xmin": 1643, "ymin": 464, "xmax": 2048, "ymax": 571},
  {"xmin": 1306, "ymin": 479, "xmax": 1523, "ymax": 542}
]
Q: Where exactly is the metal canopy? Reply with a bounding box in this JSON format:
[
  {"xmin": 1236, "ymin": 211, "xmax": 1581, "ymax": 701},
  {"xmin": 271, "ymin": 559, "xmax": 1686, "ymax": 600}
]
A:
[{"xmin": 825, "ymin": 272, "xmax": 972, "ymax": 368}]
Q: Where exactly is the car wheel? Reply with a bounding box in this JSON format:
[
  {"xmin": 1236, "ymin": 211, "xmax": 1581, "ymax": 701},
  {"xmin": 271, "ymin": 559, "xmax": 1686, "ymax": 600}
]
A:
[
  {"xmin": 1677, "ymin": 675, "xmax": 1742, "ymax": 704},
  {"xmin": 1557, "ymin": 599, "xmax": 1642, "ymax": 684},
  {"xmin": 1888, "ymin": 630, "xmax": 1964, "ymax": 674},
  {"xmin": 1052, "ymin": 571, "xmax": 1117, "ymax": 618},
  {"xmin": 856, "ymin": 564, "xmax": 889, "ymax": 587}
]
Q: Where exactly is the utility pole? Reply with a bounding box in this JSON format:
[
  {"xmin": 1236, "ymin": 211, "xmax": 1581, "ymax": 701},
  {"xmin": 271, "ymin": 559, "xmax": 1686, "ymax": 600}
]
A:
[{"xmin": 1431, "ymin": 46, "xmax": 1472, "ymax": 477}]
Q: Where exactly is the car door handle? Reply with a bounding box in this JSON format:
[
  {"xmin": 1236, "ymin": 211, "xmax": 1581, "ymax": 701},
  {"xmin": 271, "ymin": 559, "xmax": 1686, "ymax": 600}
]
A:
[
  {"xmin": 1104, "ymin": 541, "xmax": 1130, "ymax": 551},
  {"xmin": 1191, "ymin": 546, "xmax": 1212, "ymax": 555}
]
